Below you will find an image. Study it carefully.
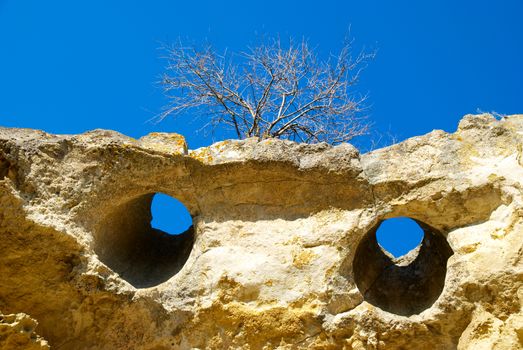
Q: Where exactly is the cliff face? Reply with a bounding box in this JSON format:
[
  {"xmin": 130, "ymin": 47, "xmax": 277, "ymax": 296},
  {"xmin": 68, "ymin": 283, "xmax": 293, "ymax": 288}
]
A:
[{"xmin": 0, "ymin": 114, "xmax": 522, "ymax": 349}]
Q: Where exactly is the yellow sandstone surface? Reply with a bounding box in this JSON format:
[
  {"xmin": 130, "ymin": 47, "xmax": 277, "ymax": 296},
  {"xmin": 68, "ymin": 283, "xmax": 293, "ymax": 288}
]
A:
[{"xmin": 0, "ymin": 114, "xmax": 522, "ymax": 349}]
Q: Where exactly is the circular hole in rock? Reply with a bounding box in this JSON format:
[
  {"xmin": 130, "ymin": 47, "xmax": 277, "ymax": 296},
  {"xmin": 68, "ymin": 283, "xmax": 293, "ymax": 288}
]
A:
[
  {"xmin": 353, "ymin": 217, "xmax": 453, "ymax": 316},
  {"xmin": 376, "ymin": 217, "xmax": 424, "ymax": 258},
  {"xmin": 93, "ymin": 193, "xmax": 194, "ymax": 288},
  {"xmin": 151, "ymin": 193, "xmax": 193, "ymax": 235}
]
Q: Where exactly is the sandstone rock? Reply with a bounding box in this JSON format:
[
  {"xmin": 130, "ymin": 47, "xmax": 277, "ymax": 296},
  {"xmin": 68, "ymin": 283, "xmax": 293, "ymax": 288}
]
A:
[
  {"xmin": 0, "ymin": 114, "xmax": 521, "ymax": 349},
  {"xmin": 0, "ymin": 311, "xmax": 49, "ymax": 349}
]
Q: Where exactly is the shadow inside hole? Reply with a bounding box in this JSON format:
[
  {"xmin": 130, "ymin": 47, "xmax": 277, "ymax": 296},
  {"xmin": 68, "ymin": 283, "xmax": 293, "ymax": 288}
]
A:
[
  {"xmin": 94, "ymin": 193, "xmax": 194, "ymax": 288},
  {"xmin": 353, "ymin": 219, "xmax": 453, "ymax": 316},
  {"xmin": 0, "ymin": 154, "xmax": 11, "ymax": 179}
]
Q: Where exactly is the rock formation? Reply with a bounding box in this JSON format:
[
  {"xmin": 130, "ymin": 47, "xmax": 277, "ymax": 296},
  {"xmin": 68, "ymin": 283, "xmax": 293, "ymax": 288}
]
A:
[
  {"xmin": 0, "ymin": 312, "xmax": 49, "ymax": 349},
  {"xmin": 0, "ymin": 114, "xmax": 522, "ymax": 349}
]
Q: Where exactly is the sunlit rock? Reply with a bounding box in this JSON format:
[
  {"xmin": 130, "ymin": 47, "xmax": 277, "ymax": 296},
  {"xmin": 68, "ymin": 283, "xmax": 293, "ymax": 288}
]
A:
[{"xmin": 0, "ymin": 114, "xmax": 522, "ymax": 349}]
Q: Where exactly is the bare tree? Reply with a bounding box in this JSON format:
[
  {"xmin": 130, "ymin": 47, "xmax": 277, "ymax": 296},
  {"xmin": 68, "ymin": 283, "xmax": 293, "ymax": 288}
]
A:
[{"xmin": 159, "ymin": 36, "xmax": 374, "ymax": 144}]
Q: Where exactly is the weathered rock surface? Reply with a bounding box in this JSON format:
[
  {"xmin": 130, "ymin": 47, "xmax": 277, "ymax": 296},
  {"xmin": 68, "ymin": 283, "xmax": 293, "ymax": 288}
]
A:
[
  {"xmin": 0, "ymin": 114, "xmax": 522, "ymax": 349},
  {"xmin": 0, "ymin": 311, "xmax": 49, "ymax": 349}
]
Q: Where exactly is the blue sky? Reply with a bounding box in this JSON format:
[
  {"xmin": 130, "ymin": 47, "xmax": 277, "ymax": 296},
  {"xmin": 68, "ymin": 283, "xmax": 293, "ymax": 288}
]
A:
[
  {"xmin": 376, "ymin": 217, "xmax": 423, "ymax": 257},
  {"xmin": 1, "ymin": 1, "xmax": 521, "ymax": 254}
]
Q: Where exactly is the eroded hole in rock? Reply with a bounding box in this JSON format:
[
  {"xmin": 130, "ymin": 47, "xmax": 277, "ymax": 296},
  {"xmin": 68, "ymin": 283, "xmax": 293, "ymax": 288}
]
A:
[
  {"xmin": 353, "ymin": 218, "xmax": 453, "ymax": 316},
  {"xmin": 93, "ymin": 193, "xmax": 194, "ymax": 288},
  {"xmin": 0, "ymin": 154, "xmax": 10, "ymax": 179},
  {"xmin": 151, "ymin": 193, "xmax": 192, "ymax": 235},
  {"xmin": 376, "ymin": 217, "xmax": 424, "ymax": 258}
]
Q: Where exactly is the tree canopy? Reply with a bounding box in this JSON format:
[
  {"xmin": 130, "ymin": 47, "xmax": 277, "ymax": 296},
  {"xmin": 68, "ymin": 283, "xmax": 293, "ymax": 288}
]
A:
[{"xmin": 159, "ymin": 36, "xmax": 374, "ymax": 144}]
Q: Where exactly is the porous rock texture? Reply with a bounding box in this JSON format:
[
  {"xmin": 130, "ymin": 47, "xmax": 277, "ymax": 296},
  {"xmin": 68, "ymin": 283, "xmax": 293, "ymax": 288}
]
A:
[
  {"xmin": 0, "ymin": 311, "xmax": 49, "ymax": 349},
  {"xmin": 0, "ymin": 113, "xmax": 522, "ymax": 349}
]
